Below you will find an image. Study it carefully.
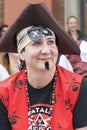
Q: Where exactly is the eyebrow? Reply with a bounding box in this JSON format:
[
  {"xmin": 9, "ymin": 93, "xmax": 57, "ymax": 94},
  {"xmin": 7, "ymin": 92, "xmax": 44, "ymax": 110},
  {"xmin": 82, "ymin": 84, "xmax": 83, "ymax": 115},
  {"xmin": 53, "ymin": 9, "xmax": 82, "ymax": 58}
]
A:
[{"xmin": 47, "ymin": 37, "xmax": 55, "ymax": 40}]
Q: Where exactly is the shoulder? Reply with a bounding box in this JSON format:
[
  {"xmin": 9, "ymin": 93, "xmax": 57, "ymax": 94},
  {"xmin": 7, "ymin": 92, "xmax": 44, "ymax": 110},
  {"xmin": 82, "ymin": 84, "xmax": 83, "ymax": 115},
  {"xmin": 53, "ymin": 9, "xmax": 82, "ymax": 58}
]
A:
[
  {"xmin": 57, "ymin": 65, "xmax": 83, "ymax": 92},
  {"xmin": 78, "ymin": 30, "xmax": 87, "ymax": 41},
  {"xmin": 56, "ymin": 66, "xmax": 83, "ymax": 112},
  {"xmin": 57, "ymin": 65, "xmax": 82, "ymax": 81},
  {"xmin": 0, "ymin": 69, "xmax": 25, "ymax": 109},
  {"xmin": 0, "ymin": 69, "xmax": 25, "ymax": 90}
]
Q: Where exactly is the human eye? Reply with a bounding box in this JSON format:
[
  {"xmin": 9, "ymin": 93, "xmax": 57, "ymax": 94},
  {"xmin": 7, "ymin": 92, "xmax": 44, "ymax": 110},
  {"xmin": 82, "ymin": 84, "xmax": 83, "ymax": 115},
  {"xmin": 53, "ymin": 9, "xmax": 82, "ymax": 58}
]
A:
[{"xmin": 47, "ymin": 39, "xmax": 55, "ymax": 45}]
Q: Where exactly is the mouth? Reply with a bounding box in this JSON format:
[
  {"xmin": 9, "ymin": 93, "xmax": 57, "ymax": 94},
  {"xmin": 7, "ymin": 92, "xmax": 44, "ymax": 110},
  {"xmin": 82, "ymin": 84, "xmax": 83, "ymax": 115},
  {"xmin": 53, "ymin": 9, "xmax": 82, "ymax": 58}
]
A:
[{"xmin": 38, "ymin": 58, "xmax": 51, "ymax": 62}]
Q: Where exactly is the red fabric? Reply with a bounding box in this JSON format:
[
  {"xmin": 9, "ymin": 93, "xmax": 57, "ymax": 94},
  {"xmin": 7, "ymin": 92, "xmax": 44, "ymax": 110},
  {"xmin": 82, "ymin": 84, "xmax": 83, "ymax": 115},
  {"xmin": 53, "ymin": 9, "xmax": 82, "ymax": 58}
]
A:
[
  {"xmin": 0, "ymin": 66, "xmax": 82, "ymax": 130},
  {"xmin": 66, "ymin": 54, "xmax": 87, "ymax": 77}
]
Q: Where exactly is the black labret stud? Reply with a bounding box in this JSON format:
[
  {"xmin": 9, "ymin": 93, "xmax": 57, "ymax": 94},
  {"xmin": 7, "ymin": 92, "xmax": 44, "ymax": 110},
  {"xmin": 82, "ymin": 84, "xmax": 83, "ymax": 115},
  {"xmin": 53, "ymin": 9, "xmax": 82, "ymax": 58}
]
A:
[{"xmin": 45, "ymin": 61, "xmax": 49, "ymax": 70}]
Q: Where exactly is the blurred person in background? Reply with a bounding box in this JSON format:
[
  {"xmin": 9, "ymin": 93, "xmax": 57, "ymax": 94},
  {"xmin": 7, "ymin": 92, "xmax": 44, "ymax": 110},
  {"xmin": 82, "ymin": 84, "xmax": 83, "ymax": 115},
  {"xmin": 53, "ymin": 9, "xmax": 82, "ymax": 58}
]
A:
[
  {"xmin": 0, "ymin": 63, "xmax": 9, "ymax": 81},
  {"xmin": 0, "ymin": 24, "xmax": 19, "ymax": 78},
  {"xmin": 66, "ymin": 15, "xmax": 87, "ymax": 77},
  {"xmin": 67, "ymin": 15, "xmax": 87, "ymax": 42},
  {"xmin": 0, "ymin": 25, "xmax": 10, "ymax": 81}
]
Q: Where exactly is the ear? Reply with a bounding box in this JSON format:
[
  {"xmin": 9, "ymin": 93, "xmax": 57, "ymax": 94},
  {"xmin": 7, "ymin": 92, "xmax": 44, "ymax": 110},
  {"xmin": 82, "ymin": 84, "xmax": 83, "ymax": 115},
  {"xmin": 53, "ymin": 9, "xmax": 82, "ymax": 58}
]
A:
[{"xmin": 18, "ymin": 50, "xmax": 25, "ymax": 61}]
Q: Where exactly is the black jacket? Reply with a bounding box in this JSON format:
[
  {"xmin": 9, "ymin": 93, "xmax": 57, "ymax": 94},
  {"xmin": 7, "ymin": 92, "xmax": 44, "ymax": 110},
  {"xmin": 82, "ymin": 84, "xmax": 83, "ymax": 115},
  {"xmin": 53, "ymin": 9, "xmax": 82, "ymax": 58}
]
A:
[{"xmin": 68, "ymin": 30, "xmax": 87, "ymax": 41}]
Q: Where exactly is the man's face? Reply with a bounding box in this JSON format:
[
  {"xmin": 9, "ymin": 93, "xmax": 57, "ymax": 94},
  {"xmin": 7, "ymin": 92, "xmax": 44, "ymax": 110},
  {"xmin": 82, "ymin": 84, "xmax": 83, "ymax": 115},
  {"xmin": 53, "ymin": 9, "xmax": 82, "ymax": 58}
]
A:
[
  {"xmin": 19, "ymin": 35, "xmax": 58, "ymax": 71},
  {"xmin": 67, "ymin": 17, "xmax": 78, "ymax": 32}
]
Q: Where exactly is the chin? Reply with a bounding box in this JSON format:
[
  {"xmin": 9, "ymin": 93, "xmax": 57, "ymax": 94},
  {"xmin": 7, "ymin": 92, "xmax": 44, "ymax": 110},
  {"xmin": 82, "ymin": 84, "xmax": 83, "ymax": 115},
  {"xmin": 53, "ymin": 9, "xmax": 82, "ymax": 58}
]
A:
[{"xmin": 38, "ymin": 62, "xmax": 54, "ymax": 70}]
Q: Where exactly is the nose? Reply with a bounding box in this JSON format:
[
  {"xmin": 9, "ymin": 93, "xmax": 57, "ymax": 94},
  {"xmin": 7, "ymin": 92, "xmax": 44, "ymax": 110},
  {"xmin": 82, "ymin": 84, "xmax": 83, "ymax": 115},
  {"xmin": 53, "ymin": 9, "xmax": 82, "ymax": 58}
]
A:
[{"xmin": 41, "ymin": 43, "xmax": 50, "ymax": 54}]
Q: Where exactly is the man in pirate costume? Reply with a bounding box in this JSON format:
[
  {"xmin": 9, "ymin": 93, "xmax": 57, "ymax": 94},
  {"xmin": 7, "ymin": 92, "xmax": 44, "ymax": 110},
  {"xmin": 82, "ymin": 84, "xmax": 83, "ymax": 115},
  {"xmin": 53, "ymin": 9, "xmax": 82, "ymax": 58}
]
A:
[{"xmin": 0, "ymin": 2, "xmax": 87, "ymax": 130}]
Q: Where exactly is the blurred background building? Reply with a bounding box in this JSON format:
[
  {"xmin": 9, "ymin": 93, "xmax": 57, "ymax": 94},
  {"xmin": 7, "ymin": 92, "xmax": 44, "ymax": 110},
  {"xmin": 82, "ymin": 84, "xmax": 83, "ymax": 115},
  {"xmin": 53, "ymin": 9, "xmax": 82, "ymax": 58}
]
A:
[{"xmin": 0, "ymin": 0, "xmax": 87, "ymax": 35}]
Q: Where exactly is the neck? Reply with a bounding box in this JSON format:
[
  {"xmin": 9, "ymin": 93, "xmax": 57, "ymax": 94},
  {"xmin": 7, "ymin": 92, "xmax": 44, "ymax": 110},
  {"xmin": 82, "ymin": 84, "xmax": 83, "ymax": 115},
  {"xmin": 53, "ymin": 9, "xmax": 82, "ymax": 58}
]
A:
[
  {"xmin": 27, "ymin": 66, "xmax": 56, "ymax": 89},
  {"xmin": 69, "ymin": 31, "xmax": 78, "ymax": 41}
]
